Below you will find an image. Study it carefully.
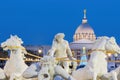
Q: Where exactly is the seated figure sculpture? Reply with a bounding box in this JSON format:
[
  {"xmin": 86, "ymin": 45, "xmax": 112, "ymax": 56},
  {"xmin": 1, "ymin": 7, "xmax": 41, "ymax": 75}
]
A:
[{"xmin": 48, "ymin": 33, "xmax": 77, "ymax": 73}]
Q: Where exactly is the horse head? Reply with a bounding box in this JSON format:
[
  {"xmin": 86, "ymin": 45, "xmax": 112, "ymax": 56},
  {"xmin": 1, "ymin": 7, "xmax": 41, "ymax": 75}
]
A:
[
  {"xmin": 1, "ymin": 35, "xmax": 23, "ymax": 51},
  {"xmin": 1, "ymin": 35, "xmax": 26, "ymax": 60},
  {"xmin": 38, "ymin": 56, "xmax": 56, "ymax": 80},
  {"xmin": 93, "ymin": 36, "xmax": 120, "ymax": 55},
  {"xmin": 105, "ymin": 37, "xmax": 120, "ymax": 54}
]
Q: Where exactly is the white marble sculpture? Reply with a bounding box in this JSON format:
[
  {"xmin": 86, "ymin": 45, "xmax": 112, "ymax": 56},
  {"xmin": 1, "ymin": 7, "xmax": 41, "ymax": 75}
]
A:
[
  {"xmin": 0, "ymin": 68, "xmax": 6, "ymax": 79},
  {"xmin": 38, "ymin": 56, "xmax": 55, "ymax": 80},
  {"xmin": 39, "ymin": 56, "xmax": 76, "ymax": 80},
  {"xmin": 1, "ymin": 35, "xmax": 30, "ymax": 80},
  {"xmin": 47, "ymin": 33, "xmax": 77, "ymax": 73},
  {"xmin": 22, "ymin": 62, "xmax": 40, "ymax": 79},
  {"xmin": 101, "ymin": 66, "xmax": 120, "ymax": 80},
  {"xmin": 23, "ymin": 55, "xmax": 76, "ymax": 80},
  {"xmin": 72, "ymin": 36, "xmax": 120, "ymax": 80}
]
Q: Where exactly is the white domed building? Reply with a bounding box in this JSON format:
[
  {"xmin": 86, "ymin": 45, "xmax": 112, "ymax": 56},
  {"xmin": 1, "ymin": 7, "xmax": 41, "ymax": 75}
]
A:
[
  {"xmin": 70, "ymin": 9, "xmax": 96, "ymax": 60},
  {"xmin": 73, "ymin": 21, "xmax": 96, "ymax": 41}
]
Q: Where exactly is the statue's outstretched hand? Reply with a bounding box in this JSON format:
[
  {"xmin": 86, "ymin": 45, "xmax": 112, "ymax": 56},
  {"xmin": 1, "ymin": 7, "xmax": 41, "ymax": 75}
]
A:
[{"xmin": 47, "ymin": 49, "xmax": 55, "ymax": 57}]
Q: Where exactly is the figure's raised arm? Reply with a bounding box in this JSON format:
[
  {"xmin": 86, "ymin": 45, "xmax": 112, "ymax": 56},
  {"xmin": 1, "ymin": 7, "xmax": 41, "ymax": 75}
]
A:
[
  {"xmin": 66, "ymin": 41, "xmax": 73, "ymax": 59},
  {"xmin": 47, "ymin": 40, "xmax": 56, "ymax": 56}
]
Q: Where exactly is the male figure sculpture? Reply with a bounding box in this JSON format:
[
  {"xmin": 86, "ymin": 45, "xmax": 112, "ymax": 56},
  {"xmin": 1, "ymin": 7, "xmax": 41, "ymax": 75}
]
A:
[{"xmin": 48, "ymin": 33, "xmax": 77, "ymax": 73}]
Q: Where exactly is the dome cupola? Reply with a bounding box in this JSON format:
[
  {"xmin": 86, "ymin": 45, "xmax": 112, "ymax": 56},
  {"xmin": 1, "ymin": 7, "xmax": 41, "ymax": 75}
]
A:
[{"xmin": 73, "ymin": 9, "xmax": 96, "ymax": 41}]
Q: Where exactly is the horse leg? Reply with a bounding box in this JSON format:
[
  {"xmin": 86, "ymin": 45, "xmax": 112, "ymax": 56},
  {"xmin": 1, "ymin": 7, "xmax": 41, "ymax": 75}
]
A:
[
  {"xmin": 0, "ymin": 68, "xmax": 6, "ymax": 79},
  {"xmin": 71, "ymin": 59, "xmax": 77, "ymax": 72},
  {"xmin": 10, "ymin": 73, "xmax": 16, "ymax": 80},
  {"xmin": 111, "ymin": 71, "xmax": 118, "ymax": 80},
  {"xmin": 93, "ymin": 73, "xmax": 97, "ymax": 80},
  {"xmin": 62, "ymin": 61, "xmax": 69, "ymax": 73},
  {"xmin": 22, "ymin": 77, "xmax": 32, "ymax": 80},
  {"xmin": 10, "ymin": 73, "xmax": 23, "ymax": 80}
]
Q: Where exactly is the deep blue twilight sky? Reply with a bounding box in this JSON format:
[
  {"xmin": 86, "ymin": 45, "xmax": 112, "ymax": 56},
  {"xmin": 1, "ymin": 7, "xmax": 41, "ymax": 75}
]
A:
[{"xmin": 0, "ymin": 0, "xmax": 120, "ymax": 45}]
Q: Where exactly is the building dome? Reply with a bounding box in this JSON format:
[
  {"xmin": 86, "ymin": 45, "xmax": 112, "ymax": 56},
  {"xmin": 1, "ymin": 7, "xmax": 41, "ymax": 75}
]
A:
[
  {"xmin": 75, "ymin": 23, "xmax": 94, "ymax": 34},
  {"xmin": 73, "ymin": 9, "xmax": 96, "ymax": 41}
]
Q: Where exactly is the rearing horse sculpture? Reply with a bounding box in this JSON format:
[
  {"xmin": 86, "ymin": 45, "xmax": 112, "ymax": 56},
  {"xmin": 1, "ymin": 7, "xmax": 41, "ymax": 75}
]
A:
[
  {"xmin": 72, "ymin": 36, "xmax": 120, "ymax": 80},
  {"xmin": 1, "ymin": 35, "xmax": 30, "ymax": 80}
]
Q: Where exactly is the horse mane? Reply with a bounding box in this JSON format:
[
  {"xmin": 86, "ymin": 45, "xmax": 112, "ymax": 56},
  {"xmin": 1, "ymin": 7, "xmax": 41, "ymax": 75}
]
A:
[
  {"xmin": 97, "ymin": 36, "xmax": 109, "ymax": 40},
  {"xmin": 92, "ymin": 36, "xmax": 109, "ymax": 50}
]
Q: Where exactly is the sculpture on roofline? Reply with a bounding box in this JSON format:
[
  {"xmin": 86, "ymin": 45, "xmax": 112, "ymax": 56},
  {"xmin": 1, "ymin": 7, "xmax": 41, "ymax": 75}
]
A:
[
  {"xmin": 47, "ymin": 33, "xmax": 77, "ymax": 73},
  {"xmin": 72, "ymin": 36, "xmax": 120, "ymax": 80},
  {"xmin": 22, "ymin": 33, "xmax": 77, "ymax": 80},
  {"xmin": 1, "ymin": 35, "xmax": 31, "ymax": 80}
]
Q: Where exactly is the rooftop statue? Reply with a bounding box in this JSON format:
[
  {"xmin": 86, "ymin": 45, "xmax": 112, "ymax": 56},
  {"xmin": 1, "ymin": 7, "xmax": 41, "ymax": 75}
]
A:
[
  {"xmin": 47, "ymin": 33, "xmax": 77, "ymax": 73},
  {"xmin": 22, "ymin": 33, "xmax": 77, "ymax": 80},
  {"xmin": 72, "ymin": 36, "xmax": 120, "ymax": 80}
]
